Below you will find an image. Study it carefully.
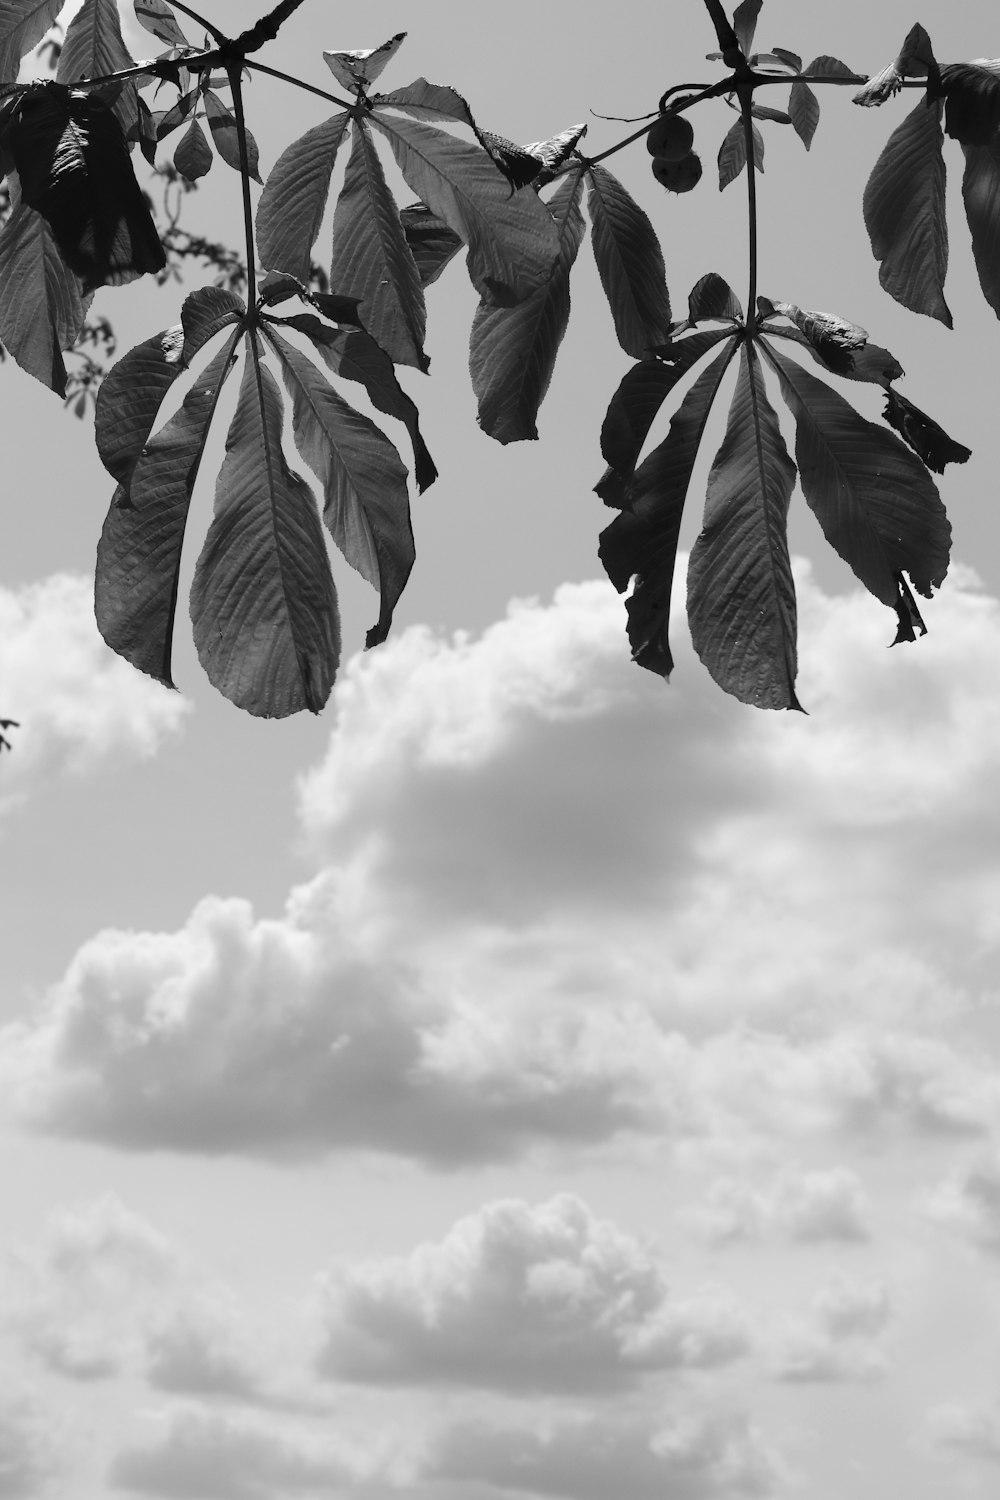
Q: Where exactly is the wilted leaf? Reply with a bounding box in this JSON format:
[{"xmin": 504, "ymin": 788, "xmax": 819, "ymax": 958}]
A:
[
  {"xmin": 600, "ymin": 343, "xmax": 737, "ymax": 678},
  {"xmin": 597, "ymin": 328, "xmax": 735, "ymax": 500},
  {"xmin": 202, "ymin": 88, "xmax": 261, "ymax": 182},
  {"xmin": 134, "ymin": 0, "xmax": 189, "ymax": 49},
  {"xmin": 324, "ymin": 33, "xmax": 406, "ymax": 93},
  {"xmin": 329, "ymin": 119, "xmax": 428, "ymax": 370},
  {"xmin": 765, "ymin": 341, "xmax": 950, "ymax": 609},
  {"xmin": 688, "ymin": 342, "xmax": 800, "ymax": 710},
  {"xmin": 265, "ymin": 327, "xmax": 414, "ymax": 646},
  {"xmin": 789, "ymin": 80, "xmax": 820, "ymax": 147},
  {"xmin": 853, "ymin": 22, "xmax": 938, "ymax": 107},
  {"xmin": 0, "ymin": 0, "xmax": 62, "ymax": 86},
  {"xmin": 173, "ymin": 115, "xmax": 212, "ymax": 180},
  {"xmin": 586, "ymin": 162, "xmax": 672, "ymax": 357},
  {"xmin": 96, "ymin": 334, "xmax": 239, "ymax": 687},
  {"xmin": 398, "ymin": 202, "xmax": 464, "ymax": 286},
  {"xmin": 760, "ymin": 321, "xmax": 903, "ymax": 386},
  {"xmin": 470, "ymin": 169, "xmax": 586, "ymax": 443},
  {"xmin": 863, "ymin": 97, "xmax": 951, "ymax": 325},
  {"xmin": 0, "ymin": 201, "xmax": 87, "ymax": 392},
  {"xmin": 882, "ymin": 389, "xmax": 971, "ymax": 472},
  {"xmin": 756, "ymin": 298, "xmax": 867, "ymax": 373},
  {"xmin": 962, "ymin": 139, "xmax": 1000, "ymax": 317},
  {"xmin": 256, "ymin": 112, "xmax": 352, "ymax": 282},
  {"xmin": 10, "ymin": 83, "xmax": 165, "ymax": 290},
  {"xmin": 191, "ymin": 354, "xmax": 341, "ymax": 717},
  {"xmin": 370, "ymin": 109, "xmax": 560, "ymax": 305}
]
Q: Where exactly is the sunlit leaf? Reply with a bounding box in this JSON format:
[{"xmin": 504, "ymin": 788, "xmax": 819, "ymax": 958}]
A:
[
  {"xmin": 256, "ymin": 112, "xmax": 351, "ymax": 283},
  {"xmin": 266, "ymin": 327, "xmax": 414, "ymax": 646},
  {"xmin": 882, "ymin": 389, "xmax": 971, "ymax": 472},
  {"xmin": 323, "ymin": 33, "xmax": 406, "ymax": 93},
  {"xmin": 56, "ymin": 0, "xmax": 137, "ymax": 135},
  {"xmin": 586, "ymin": 162, "xmax": 672, "ymax": 356},
  {"xmin": 718, "ymin": 119, "xmax": 763, "ymax": 188},
  {"xmin": 369, "ymin": 108, "xmax": 560, "ymax": 305},
  {"xmin": 190, "ymin": 353, "xmax": 341, "ymax": 717},
  {"xmin": 789, "ymin": 79, "xmax": 820, "ymax": 147},
  {"xmin": 133, "ymin": 0, "xmax": 189, "ymax": 49},
  {"xmin": 962, "ymin": 139, "xmax": 1000, "ymax": 317},
  {"xmin": 329, "ymin": 119, "xmax": 428, "ymax": 370},
  {"xmin": 600, "ymin": 343, "xmax": 737, "ymax": 678},
  {"xmin": 470, "ymin": 168, "xmax": 586, "ymax": 443},
  {"xmin": 687, "ymin": 341, "xmax": 800, "ymax": 710},
  {"xmin": 95, "ymin": 334, "xmax": 239, "ymax": 688},
  {"xmin": 202, "ymin": 87, "xmax": 261, "ymax": 182},
  {"xmin": 765, "ymin": 341, "xmax": 950, "ymax": 610},
  {"xmin": 173, "ymin": 114, "xmax": 212, "ymax": 180},
  {"xmin": 0, "ymin": 200, "xmax": 86, "ymax": 392},
  {"xmin": 756, "ymin": 297, "xmax": 867, "ymax": 373},
  {"xmin": 732, "ymin": 0, "xmax": 762, "ymax": 59},
  {"xmin": 863, "ymin": 97, "xmax": 951, "ymax": 325},
  {"xmin": 0, "ymin": 0, "xmax": 62, "ymax": 86}
]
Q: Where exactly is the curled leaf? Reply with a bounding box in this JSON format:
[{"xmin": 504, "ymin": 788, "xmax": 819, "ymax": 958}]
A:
[
  {"xmin": 757, "ymin": 298, "xmax": 867, "ymax": 374},
  {"xmin": 881, "ymin": 389, "xmax": 971, "ymax": 472},
  {"xmin": 938, "ymin": 63, "xmax": 1000, "ymax": 146},
  {"xmin": 853, "ymin": 23, "xmax": 938, "ymax": 107},
  {"xmin": 324, "ymin": 34, "xmax": 406, "ymax": 93}
]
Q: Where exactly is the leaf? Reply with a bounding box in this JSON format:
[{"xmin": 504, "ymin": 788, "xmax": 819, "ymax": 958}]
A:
[
  {"xmin": 755, "ymin": 298, "xmax": 867, "ymax": 374},
  {"xmin": 938, "ymin": 63, "xmax": 1000, "ymax": 145},
  {"xmin": 10, "ymin": 83, "xmax": 165, "ymax": 290},
  {"xmin": 265, "ymin": 327, "xmax": 414, "ymax": 647},
  {"xmin": 767, "ymin": 48, "xmax": 802, "ymax": 72},
  {"xmin": 760, "ymin": 323, "xmax": 903, "ymax": 386},
  {"xmin": 717, "ymin": 120, "xmax": 763, "ymax": 187},
  {"xmin": 597, "ymin": 328, "xmax": 734, "ymax": 500},
  {"xmin": 962, "ymin": 139, "xmax": 1000, "ymax": 317},
  {"xmin": 0, "ymin": 201, "xmax": 86, "ymax": 392},
  {"xmin": 689, "ymin": 271, "xmax": 743, "ymax": 323},
  {"xmin": 191, "ymin": 353, "xmax": 341, "ymax": 717},
  {"xmin": 154, "ymin": 89, "xmax": 198, "ymax": 140},
  {"xmin": 369, "ymin": 109, "xmax": 560, "ymax": 306},
  {"xmin": 0, "ymin": 0, "xmax": 62, "ymax": 86},
  {"xmin": 96, "ymin": 334, "xmax": 239, "ymax": 688},
  {"xmin": 881, "ymin": 389, "xmax": 971, "ymax": 472},
  {"xmin": 585, "ymin": 162, "xmax": 672, "ymax": 357},
  {"xmin": 863, "ymin": 98, "xmax": 951, "ymax": 326},
  {"xmin": 398, "ymin": 202, "xmax": 464, "ymax": 286},
  {"xmin": 469, "ymin": 169, "xmax": 587, "ymax": 443},
  {"xmin": 789, "ymin": 80, "xmax": 820, "ymax": 147},
  {"xmin": 732, "ymin": 0, "xmax": 762, "ymax": 59},
  {"xmin": 329, "ymin": 119, "xmax": 428, "ymax": 370},
  {"xmin": 134, "ymin": 0, "xmax": 189, "ymax": 49},
  {"xmin": 764, "ymin": 341, "xmax": 950, "ymax": 609},
  {"xmin": 853, "ymin": 23, "xmax": 939, "ymax": 108},
  {"xmin": 600, "ymin": 342, "xmax": 737, "ymax": 678},
  {"xmin": 749, "ymin": 102, "xmax": 790, "ymax": 124},
  {"xmin": 275, "ymin": 312, "xmax": 437, "ymax": 491},
  {"xmin": 805, "ymin": 55, "xmax": 865, "ymax": 81},
  {"xmin": 56, "ymin": 0, "xmax": 137, "ymax": 135},
  {"xmin": 323, "ymin": 33, "xmax": 406, "ymax": 93},
  {"xmin": 256, "ymin": 112, "xmax": 352, "ymax": 282},
  {"xmin": 203, "ymin": 87, "xmax": 261, "ymax": 183},
  {"xmin": 173, "ymin": 115, "xmax": 212, "ymax": 180},
  {"xmin": 687, "ymin": 341, "xmax": 799, "ymax": 710},
  {"xmin": 95, "ymin": 285, "xmax": 244, "ymax": 487}
]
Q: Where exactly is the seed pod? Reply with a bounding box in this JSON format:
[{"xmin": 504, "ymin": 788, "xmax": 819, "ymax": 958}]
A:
[
  {"xmin": 651, "ymin": 151, "xmax": 703, "ymax": 193},
  {"xmin": 646, "ymin": 111, "xmax": 695, "ymax": 161}
]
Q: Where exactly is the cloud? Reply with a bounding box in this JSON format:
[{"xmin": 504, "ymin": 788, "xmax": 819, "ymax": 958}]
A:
[
  {"xmin": 427, "ymin": 1409, "xmax": 783, "ymax": 1500},
  {"xmin": 3, "ymin": 563, "xmax": 1000, "ymax": 1164},
  {"xmin": 928, "ymin": 1397, "xmax": 1000, "ymax": 1465},
  {"xmin": 767, "ymin": 1273, "xmax": 890, "ymax": 1383},
  {"xmin": 926, "ymin": 1148, "xmax": 1000, "ymax": 1254},
  {"xmin": 0, "ymin": 574, "xmax": 189, "ymax": 809},
  {"xmin": 691, "ymin": 1165, "xmax": 870, "ymax": 1244},
  {"xmin": 316, "ymin": 1195, "xmax": 749, "ymax": 1394},
  {"xmin": 108, "ymin": 1408, "xmax": 375, "ymax": 1499},
  {"xmin": 0, "ymin": 1392, "xmax": 61, "ymax": 1498}
]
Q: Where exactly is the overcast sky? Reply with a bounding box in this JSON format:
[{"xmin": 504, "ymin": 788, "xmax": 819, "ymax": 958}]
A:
[{"xmin": 3, "ymin": 2, "xmax": 1000, "ymax": 1497}]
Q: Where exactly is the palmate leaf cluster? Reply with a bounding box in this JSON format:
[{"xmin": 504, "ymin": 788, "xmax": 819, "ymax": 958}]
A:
[{"xmin": 0, "ymin": 0, "xmax": 995, "ymax": 725}]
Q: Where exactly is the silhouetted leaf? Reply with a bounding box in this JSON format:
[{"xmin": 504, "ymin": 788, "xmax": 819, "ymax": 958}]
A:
[
  {"xmin": 370, "ymin": 109, "xmax": 560, "ymax": 305},
  {"xmin": 863, "ymin": 97, "xmax": 951, "ymax": 325},
  {"xmin": 789, "ymin": 80, "xmax": 819, "ymax": 147},
  {"xmin": 96, "ymin": 334, "xmax": 240, "ymax": 688},
  {"xmin": 470, "ymin": 168, "xmax": 586, "ymax": 443},
  {"xmin": 173, "ymin": 115, "xmax": 212, "ymax": 180},
  {"xmin": 256, "ymin": 112, "xmax": 352, "ymax": 282},
  {"xmin": 324, "ymin": 33, "xmax": 406, "ymax": 93},
  {"xmin": 398, "ymin": 202, "xmax": 464, "ymax": 286},
  {"xmin": 597, "ymin": 328, "xmax": 734, "ymax": 501},
  {"xmin": 273, "ymin": 312, "xmax": 437, "ymax": 490},
  {"xmin": 939, "ymin": 62, "xmax": 1000, "ymax": 144},
  {"xmin": 600, "ymin": 343, "xmax": 737, "ymax": 678},
  {"xmin": 586, "ymin": 162, "xmax": 672, "ymax": 357},
  {"xmin": 688, "ymin": 342, "xmax": 799, "ymax": 710},
  {"xmin": 962, "ymin": 139, "xmax": 1000, "ymax": 318},
  {"xmin": 765, "ymin": 342, "xmax": 950, "ymax": 610},
  {"xmin": 882, "ymin": 389, "xmax": 971, "ymax": 472},
  {"xmin": 0, "ymin": 0, "xmax": 62, "ymax": 86},
  {"xmin": 134, "ymin": 0, "xmax": 189, "ymax": 49},
  {"xmin": 191, "ymin": 354, "xmax": 341, "ymax": 717},
  {"xmin": 202, "ymin": 88, "xmax": 261, "ymax": 182},
  {"xmin": 9, "ymin": 83, "xmax": 165, "ymax": 290},
  {"xmin": 0, "ymin": 200, "xmax": 87, "ymax": 392},
  {"xmin": 689, "ymin": 272, "xmax": 743, "ymax": 323},
  {"xmin": 154, "ymin": 89, "xmax": 197, "ymax": 140},
  {"xmin": 266, "ymin": 327, "xmax": 414, "ymax": 647},
  {"xmin": 329, "ymin": 119, "xmax": 428, "ymax": 370}
]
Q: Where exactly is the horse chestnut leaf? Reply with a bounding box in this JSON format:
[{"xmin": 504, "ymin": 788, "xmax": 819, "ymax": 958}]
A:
[
  {"xmin": 646, "ymin": 111, "xmax": 695, "ymax": 162},
  {"xmin": 651, "ymin": 151, "xmax": 703, "ymax": 193}
]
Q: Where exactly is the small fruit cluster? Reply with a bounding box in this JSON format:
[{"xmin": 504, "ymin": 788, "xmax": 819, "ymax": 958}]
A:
[{"xmin": 646, "ymin": 110, "xmax": 702, "ymax": 193}]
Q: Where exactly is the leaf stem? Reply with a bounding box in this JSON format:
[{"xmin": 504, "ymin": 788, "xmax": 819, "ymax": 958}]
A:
[
  {"xmin": 741, "ymin": 86, "xmax": 758, "ymax": 334},
  {"xmin": 244, "ymin": 57, "xmax": 354, "ymax": 111},
  {"xmin": 167, "ymin": 0, "xmax": 225, "ymax": 44},
  {"xmin": 227, "ymin": 62, "xmax": 258, "ymax": 311}
]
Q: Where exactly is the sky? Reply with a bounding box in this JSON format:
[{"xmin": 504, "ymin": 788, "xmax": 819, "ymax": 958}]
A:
[{"xmin": 2, "ymin": 0, "xmax": 1000, "ymax": 1496}]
